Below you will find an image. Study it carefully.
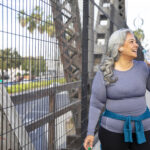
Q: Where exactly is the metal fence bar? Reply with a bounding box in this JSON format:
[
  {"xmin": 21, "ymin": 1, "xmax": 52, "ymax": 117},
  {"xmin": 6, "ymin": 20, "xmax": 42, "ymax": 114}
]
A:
[
  {"xmin": 49, "ymin": 93, "xmax": 55, "ymax": 150},
  {"xmin": 81, "ymin": 0, "xmax": 89, "ymax": 149}
]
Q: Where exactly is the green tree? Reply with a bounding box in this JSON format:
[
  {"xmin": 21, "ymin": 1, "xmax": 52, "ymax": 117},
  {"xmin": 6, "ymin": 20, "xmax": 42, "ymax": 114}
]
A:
[
  {"xmin": 22, "ymin": 56, "xmax": 46, "ymax": 76},
  {"xmin": 18, "ymin": 6, "xmax": 55, "ymax": 36},
  {"xmin": 0, "ymin": 48, "xmax": 21, "ymax": 70},
  {"xmin": 18, "ymin": 6, "xmax": 55, "ymax": 79}
]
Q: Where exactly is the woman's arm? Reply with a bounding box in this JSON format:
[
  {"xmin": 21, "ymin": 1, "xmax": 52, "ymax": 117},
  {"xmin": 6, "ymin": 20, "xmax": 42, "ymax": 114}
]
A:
[
  {"xmin": 87, "ymin": 71, "xmax": 107, "ymax": 136},
  {"xmin": 84, "ymin": 71, "xmax": 107, "ymax": 150}
]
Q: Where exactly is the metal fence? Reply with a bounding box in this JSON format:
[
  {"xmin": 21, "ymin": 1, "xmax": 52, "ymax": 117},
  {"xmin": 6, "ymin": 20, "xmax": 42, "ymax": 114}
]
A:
[{"xmin": 0, "ymin": 0, "xmax": 89, "ymax": 150}]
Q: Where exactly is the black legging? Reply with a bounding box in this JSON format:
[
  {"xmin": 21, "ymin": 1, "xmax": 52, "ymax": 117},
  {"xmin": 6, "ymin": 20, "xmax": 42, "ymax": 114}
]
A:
[{"xmin": 98, "ymin": 127, "xmax": 150, "ymax": 150}]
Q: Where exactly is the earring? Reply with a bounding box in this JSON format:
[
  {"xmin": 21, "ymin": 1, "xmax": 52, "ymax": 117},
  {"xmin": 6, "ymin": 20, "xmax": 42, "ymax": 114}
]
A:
[{"xmin": 119, "ymin": 48, "xmax": 123, "ymax": 52}]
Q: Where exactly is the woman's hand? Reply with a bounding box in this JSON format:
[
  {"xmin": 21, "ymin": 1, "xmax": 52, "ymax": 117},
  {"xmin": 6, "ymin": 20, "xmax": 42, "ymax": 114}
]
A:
[
  {"xmin": 146, "ymin": 61, "xmax": 150, "ymax": 67},
  {"xmin": 83, "ymin": 135, "xmax": 94, "ymax": 150}
]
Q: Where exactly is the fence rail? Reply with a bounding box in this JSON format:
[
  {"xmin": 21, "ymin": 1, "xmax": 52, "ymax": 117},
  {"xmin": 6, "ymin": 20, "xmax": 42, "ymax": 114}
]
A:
[{"xmin": 11, "ymin": 81, "xmax": 82, "ymax": 105}]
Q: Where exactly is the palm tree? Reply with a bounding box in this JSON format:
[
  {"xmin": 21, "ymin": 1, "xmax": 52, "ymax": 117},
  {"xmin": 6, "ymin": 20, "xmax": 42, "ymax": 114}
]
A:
[
  {"xmin": 18, "ymin": 10, "xmax": 29, "ymax": 27},
  {"xmin": 18, "ymin": 6, "xmax": 55, "ymax": 79},
  {"xmin": 18, "ymin": 6, "xmax": 55, "ymax": 36}
]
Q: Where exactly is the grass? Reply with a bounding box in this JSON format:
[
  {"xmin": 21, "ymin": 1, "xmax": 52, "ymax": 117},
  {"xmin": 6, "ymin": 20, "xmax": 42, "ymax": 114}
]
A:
[{"xmin": 6, "ymin": 78, "xmax": 66, "ymax": 94}]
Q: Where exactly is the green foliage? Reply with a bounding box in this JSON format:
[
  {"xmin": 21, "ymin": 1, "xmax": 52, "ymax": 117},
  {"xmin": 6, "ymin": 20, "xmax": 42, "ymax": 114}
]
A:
[
  {"xmin": 58, "ymin": 78, "xmax": 66, "ymax": 84},
  {"xmin": 22, "ymin": 56, "xmax": 46, "ymax": 76},
  {"xmin": 18, "ymin": 10, "xmax": 29, "ymax": 27},
  {"xmin": 134, "ymin": 28, "xmax": 145, "ymax": 42},
  {"xmin": 6, "ymin": 78, "xmax": 66, "ymax": 93},
  {"xmin": 0, "ymin": 48, "xmax": 21, "ymax": 70},
  {"xmin": 0, "ymin": 48, "xmax": 46, "ymax": 76},
  {"xmin": 18, "ymin": 6, "xmax": 55, "ymax": 36}
]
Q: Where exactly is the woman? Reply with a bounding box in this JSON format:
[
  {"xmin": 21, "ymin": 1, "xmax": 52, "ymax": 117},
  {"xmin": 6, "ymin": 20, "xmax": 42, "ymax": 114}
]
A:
[{"xmin": 83, "ymin": 28, "xmax": 150, "ymax": 150}]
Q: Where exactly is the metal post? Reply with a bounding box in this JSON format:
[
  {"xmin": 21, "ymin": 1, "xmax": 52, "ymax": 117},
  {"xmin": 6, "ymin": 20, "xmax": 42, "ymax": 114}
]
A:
[
  {"xmin": 88, "ymin": 0, "xmax": 94, "ymax": 79},
  {"xmin": 48, "ymin": 94, "xmax": 55, "ymax": 150},
  {"xmin": 81, "ymin": 0, "xmax": 89, "ymax": 148}
]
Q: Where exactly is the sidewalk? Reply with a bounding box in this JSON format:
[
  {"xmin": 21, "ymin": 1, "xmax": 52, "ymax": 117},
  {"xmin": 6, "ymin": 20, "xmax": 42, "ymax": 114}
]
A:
[{"xmin": 93, "ymin": 141, "xmax": 100, "ymax": 150}]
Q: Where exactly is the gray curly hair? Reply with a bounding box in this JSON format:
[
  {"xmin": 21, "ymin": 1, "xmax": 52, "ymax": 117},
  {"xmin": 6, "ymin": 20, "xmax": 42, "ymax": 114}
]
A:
[{"xmin": 99, "ymin": 28, "xmax": 134, "ymax": 85}]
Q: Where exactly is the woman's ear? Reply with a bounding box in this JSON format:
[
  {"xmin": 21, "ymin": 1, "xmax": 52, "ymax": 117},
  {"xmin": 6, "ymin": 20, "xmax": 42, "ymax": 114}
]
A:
[{"xmin": 119, "ymin": 47, "xmax": 123, "ymax": 52}]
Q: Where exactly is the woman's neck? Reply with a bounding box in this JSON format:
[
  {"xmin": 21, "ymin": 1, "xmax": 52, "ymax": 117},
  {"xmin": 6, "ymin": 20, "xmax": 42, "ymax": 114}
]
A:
[{"xmin": 115, "ymin": 57, "xmax": 134, "ymax": 71}]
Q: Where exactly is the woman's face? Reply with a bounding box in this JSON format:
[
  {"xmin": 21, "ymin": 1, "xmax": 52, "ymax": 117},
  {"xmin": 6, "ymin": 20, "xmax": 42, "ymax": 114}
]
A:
[{"xmin": 119, "ymin": 33, "xmax": 139, "ymax": 59}]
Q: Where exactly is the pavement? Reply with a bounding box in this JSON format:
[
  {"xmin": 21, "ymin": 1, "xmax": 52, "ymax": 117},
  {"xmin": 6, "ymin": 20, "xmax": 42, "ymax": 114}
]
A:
[{"xmin": 93, "ymin": 141, "xmax": 100, "ymax": 150}]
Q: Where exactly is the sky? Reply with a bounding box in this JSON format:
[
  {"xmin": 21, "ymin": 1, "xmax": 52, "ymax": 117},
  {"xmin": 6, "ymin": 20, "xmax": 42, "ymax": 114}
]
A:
[
  {"xmin": 1, "ymin": 0, "xmax": 150, "ymax": 56},
  {"xmin": 126, "ymin": 0, "xmax": 150, "ymax": 49}
]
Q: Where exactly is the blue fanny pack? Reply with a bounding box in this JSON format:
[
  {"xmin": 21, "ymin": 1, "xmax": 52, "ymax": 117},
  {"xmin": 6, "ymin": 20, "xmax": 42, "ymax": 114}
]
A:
[{"xmin": 100, "ymin": 107, "xmax": 150, "ymax": 144}]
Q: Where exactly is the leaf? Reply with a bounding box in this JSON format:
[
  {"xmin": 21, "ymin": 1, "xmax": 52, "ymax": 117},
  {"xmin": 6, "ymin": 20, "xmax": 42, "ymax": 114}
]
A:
[{"xmin": 134, "ymin": 28, "xmax": 145, "ymax": 42}]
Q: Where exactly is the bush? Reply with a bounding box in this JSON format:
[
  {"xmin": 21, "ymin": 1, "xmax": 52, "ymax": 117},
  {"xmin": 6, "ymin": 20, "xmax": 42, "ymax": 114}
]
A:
[{"xmin": 6, "ymin": 78, "xmax": 66, "ymax": 93}]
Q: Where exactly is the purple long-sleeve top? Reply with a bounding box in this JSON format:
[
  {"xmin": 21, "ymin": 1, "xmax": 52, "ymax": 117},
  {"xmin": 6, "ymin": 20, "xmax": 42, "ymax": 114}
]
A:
[{"xmin": 87, "ymin": 60, "xmax": 150, "ymax": 136}]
